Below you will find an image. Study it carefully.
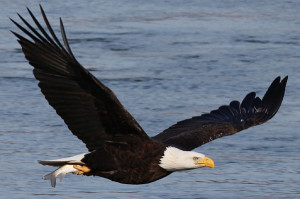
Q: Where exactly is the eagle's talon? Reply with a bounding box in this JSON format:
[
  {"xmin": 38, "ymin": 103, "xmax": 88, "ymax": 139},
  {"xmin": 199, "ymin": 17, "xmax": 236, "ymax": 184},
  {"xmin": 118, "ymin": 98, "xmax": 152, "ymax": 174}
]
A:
[{"xmin": 73, "ymin": 165, "xmax": 91, "ymax": 174}]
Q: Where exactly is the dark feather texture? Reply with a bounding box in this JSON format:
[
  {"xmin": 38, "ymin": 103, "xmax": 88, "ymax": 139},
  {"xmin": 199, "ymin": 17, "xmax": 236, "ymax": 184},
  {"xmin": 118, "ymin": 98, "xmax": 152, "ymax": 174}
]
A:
[
  {"xmin": 12, "ymin": 6, "xmax": 288, "ymax": 185},
  {"xmin": 11, "ymin": 5, "xmax": 149, "ymax": 152},
  {"xmin": 153, "ymin": 76, "xmax": 288, "ymax": 150}
]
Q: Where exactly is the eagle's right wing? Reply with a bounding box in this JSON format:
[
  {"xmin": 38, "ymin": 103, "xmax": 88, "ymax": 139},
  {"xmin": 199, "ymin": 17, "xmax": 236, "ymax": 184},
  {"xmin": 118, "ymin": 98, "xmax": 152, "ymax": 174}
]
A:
[{"xmin": 153, "ymin": 76, "xmax": 288, "ymax": 151}]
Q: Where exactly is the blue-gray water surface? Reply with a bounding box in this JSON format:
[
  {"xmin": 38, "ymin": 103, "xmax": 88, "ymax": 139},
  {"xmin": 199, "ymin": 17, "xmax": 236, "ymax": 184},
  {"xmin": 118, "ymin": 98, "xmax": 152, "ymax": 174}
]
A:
[{"xmin": 0, "ymin": 0, "xmax": 299, "ymax": 198}]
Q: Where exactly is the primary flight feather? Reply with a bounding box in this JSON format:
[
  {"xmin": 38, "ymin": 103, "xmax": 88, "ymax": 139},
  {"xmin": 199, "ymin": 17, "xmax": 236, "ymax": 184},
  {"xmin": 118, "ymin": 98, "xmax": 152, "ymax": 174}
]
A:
[{"xmin": 11, "ymin": 6, "xmax": 288, "ymax": 187}]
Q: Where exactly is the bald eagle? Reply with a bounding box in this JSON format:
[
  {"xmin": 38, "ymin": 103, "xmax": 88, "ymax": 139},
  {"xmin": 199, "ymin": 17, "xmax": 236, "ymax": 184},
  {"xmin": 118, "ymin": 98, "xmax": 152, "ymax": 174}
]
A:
[{"xmin": 11, "ymin": 6, "xmax": 288, "ymax": 187}]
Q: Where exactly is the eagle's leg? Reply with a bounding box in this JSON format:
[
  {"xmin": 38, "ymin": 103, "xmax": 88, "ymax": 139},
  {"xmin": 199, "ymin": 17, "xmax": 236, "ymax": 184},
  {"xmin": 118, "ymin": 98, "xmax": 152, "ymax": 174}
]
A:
[{"xmin": 73, "ymin": 165, "xmax": 91, "ymax": 175}]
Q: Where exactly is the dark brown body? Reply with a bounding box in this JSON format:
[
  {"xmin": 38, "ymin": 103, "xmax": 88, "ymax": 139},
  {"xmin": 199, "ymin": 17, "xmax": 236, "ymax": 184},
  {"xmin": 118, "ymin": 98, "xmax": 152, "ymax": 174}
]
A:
[
  {"xmin": 12, "ymin": 7, "xmax": 287, "ymax": 186},
  {"xmin": 83, "ymin": 139, "xmax": 171, "ymax": 184}
]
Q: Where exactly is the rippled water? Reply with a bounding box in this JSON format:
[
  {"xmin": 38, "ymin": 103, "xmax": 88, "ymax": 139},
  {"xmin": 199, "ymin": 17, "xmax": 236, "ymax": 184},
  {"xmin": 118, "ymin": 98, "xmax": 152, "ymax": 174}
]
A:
[{"xmin": 1, "ymin": 0, "xmax": 300, "ymax": 198}]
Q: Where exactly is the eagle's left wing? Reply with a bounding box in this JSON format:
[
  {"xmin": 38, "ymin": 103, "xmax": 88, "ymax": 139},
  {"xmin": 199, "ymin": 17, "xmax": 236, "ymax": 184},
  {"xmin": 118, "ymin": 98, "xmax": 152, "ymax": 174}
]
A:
[{"xmin": 11, "ymin": 6, "xmax": 150, "ymax": 152}]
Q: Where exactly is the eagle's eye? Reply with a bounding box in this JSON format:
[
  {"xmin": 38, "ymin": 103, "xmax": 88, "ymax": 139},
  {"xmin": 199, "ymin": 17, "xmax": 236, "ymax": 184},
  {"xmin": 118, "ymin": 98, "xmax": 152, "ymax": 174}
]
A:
[{"xmin": 193, "ymin": 157, "xmax": 199, "ymax": 161}]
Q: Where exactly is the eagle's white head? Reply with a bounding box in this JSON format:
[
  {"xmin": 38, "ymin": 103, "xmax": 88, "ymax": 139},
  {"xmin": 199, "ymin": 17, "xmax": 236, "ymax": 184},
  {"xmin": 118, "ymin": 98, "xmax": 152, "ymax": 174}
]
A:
[{"xmin": 159, "ymin": 147, "xmax": 214, "ymax": 171}]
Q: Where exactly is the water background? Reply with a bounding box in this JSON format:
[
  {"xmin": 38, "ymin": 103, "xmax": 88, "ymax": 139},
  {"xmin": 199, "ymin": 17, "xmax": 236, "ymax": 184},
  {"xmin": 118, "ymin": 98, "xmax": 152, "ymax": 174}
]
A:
[{"xmin": 0, "ymin": 0, "xmax": 299, "ymax": 198}]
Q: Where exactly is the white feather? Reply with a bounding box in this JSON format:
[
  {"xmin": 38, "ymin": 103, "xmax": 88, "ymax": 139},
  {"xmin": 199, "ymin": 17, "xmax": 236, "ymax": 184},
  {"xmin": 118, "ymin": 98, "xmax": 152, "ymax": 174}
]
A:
[
  {"xmin": 38, "ymin": 153, "xmax": 86, "ymax": 166},
  {"xmin": 159, "ymin": 147, "xmax": 205, "ymax": 171},
  {"xmin": 39, "ymin": 153, "xmax": 87, "ymax": 187}
]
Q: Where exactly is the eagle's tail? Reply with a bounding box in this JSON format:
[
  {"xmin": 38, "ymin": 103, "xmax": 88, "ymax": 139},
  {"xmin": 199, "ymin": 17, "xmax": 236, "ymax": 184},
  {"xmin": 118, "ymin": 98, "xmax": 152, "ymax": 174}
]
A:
[{"xmin": 38, "ymin": 153, "xmax": 88, "ymax": 187}]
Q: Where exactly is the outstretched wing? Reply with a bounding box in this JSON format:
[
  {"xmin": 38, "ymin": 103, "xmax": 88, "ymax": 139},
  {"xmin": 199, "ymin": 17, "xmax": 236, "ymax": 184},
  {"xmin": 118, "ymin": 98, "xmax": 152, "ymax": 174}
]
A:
[
  {"xmin": 153, "ymin": 76, "xmax": 288, "ymax": 151},
  {"xmin": 11, "ymin": 6, "xmax": 149, "ymax": 151}
]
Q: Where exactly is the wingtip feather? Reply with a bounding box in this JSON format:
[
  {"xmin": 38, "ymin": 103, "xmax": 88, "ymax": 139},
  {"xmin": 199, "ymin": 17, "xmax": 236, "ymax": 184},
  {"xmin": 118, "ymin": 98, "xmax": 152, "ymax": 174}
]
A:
[{"xmin": 282, "ymin": 75, "xmax": 288, "ymax": 85}]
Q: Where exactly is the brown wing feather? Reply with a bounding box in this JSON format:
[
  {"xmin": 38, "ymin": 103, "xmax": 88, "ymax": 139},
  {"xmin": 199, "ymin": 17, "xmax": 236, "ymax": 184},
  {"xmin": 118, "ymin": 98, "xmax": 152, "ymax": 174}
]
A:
[
  {"xmin": 153, "ymin": 76, "xmax": 288, "ymax": 150},
  {"xmin": 11, "ymin": 6, "xmax": 149, "ymax": 151}
]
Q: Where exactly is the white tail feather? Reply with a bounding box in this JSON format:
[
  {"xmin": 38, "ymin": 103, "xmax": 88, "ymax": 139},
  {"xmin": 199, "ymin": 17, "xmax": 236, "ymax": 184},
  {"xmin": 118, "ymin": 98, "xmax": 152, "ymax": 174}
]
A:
[
  {"xmin": 38, "ymin": 153, "xmax": 86, "ymax": 166},
  {"xmin": 39, "ymin": 153, "xmax": 87, "ymax": 187}
]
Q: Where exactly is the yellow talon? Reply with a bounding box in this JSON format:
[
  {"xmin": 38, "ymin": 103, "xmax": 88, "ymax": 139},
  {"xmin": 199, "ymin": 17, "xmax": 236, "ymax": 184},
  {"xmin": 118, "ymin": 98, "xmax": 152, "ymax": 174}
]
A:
[
  {"xmin": 77, "ymin": 171, "xmax": 84, "ymax": 175},
  {"xmin": 73, "ymin": 165, "xmax": 91, "ymax": 174}
]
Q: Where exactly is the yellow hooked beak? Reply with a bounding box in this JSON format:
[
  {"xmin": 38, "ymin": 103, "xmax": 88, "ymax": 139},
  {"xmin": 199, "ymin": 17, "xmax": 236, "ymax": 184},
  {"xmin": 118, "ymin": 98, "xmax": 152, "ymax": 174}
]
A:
[{"xmin": 196, "ymin": 157, "xmax": 215, "ymax": 168}]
